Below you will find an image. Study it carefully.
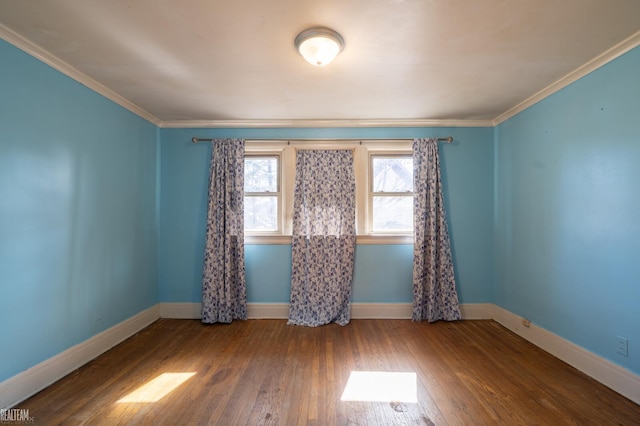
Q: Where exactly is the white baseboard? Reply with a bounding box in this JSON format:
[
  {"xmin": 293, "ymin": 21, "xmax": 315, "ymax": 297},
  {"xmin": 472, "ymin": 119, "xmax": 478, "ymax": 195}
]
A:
[
  {"xmin": 4, "ymin": 302, "xmax": 637, "ymax": 410},
  {"xmin": 0, "ymin": 305, "xmax": 159, "ymax": 410},
  {"xmin": 158, "ymin": 302, "xmax": 492, "ymax": 320},
  {"xmin": 248, "ymin": 303, "xmax": 289, "ymax": 318},
  {"xmin": 351, "ymin": 303, "xmax": 412, "ymax": 319},
  {"xmin": 490, "ymin": 304, "xmax": 640, "ymax": 405},
  {"xmin": 158, "ymin": 302, "xmax": 293, "ymax": 319},
  {"xmin": 158, "ymin": 302, "xmax": 202, "ymax": 319},
  {"xmin": 459, "ymin": 303, "xmax": 493, "ymax": 319}
]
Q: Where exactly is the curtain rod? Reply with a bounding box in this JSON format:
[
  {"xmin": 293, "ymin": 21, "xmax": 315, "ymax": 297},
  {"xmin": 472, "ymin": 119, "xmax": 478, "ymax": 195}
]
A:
[{"xmin": 191, "ymin": 136, "xmax": 453, "ymax": 144}]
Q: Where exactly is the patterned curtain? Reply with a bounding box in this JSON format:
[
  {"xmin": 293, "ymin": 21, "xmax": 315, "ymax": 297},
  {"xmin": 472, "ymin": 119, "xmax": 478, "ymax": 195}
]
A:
[
  {"xmin": 201, "ymin": 138, "xmax": 247, "ymax": 323},
  {"xmin": 412, "ymin": 138, "xmax": 461, "ymax": 322},
  {"xmin": 288, "ymin": 150, "xmax": 356, "ymax": 326}
]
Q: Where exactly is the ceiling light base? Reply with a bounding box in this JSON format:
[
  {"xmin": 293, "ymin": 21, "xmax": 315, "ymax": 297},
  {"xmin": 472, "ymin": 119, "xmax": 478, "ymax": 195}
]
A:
[{"xmin": 294, "ymin": 27, "xmax": 344, "ymax": 66}]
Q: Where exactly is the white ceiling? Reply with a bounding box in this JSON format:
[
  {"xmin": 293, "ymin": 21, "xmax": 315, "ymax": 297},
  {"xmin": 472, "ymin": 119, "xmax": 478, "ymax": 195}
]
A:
[{"xmin": 0, "ymin": 0, "xmax": 639, "ymax": 126}]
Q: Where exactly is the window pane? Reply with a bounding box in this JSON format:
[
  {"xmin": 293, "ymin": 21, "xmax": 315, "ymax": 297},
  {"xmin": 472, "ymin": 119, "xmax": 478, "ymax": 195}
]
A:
[
  {"xmin": 245, "ymin": 157, "xmax": 278, "ymax": 192},
  {"xmin": 244, "ymin": 196, "xmax": 278, "ymax": 231},
  {"xmin": 372, "ymin": 196, "xmax": 413, "ymax": 232},
  {"xmin": 372, "ymin": 157, "xmax": 413, "ymax": 192}
]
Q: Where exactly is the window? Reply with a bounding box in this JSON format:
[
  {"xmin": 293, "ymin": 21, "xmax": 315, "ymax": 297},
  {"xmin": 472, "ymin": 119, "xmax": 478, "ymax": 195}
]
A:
[
  {"xmin": 244, "ymin": 155, "xmax": 280, "ymax": 233},
  {"xmin": 369, "ymin": 155, "xmax": 413, "ymax": 233},
  {"xmin": 244, "ymin": 140, "xmax": 413, "ymax": 244}
]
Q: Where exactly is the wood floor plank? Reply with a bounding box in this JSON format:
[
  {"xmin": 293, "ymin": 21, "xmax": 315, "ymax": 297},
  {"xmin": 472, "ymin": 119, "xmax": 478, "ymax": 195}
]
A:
[{"xmin": 14, "ymin": 319, "xmax": 640, "ymax": 425}]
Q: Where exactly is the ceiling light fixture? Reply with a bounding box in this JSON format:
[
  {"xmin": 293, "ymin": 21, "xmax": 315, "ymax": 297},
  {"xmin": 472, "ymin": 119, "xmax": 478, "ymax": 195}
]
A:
[{"xmin": 294, "ymin": 27, "xmax": 344, "ymax": 67}]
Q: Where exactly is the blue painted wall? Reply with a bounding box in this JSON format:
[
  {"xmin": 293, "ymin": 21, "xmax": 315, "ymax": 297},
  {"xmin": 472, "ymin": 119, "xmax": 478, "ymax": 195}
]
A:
[
  {"xmin": 0, "ymin": 40, "xmax": 159, "ymax": 382},
  {"xmin": 494, "ymin": 46, "xmax": 640, "ymax": 374},
  {"xmin": 8, "ymin": 22, "xmax": 637, "ymax": 389},
  {"xmin": 159, "ymin": 127, "xmax": 494, "ymax": 305}
]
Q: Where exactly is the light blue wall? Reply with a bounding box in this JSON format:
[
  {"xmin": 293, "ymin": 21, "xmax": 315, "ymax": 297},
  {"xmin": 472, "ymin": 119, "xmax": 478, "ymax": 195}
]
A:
[
  {"xmin": 159, "ymin": 127, "xmax": 494, "ymax": 305},
  {"xmin": 0, "ymin": 40, "xmax": 159, "ymax": 382},
  {"xmin": 494, "ymin": 46, "xmax": 640, "ymax": 374},
  {"xmin": 10, "ymin": 22, "xmax": 638, "ymax": 389}
]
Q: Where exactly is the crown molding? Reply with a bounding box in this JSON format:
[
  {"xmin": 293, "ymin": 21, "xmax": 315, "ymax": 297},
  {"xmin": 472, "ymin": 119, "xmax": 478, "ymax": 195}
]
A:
[
  {"xmin": 3, "ymin": 19, "xmax": 637, "ymax": 130},
  {"xmin": 0, "ymin": 23, "xmax": 489, "ymax": 130},
  {"xmin": 493, "ymin": 29, "xmax": 640, "ymax": 126},
  {"xmin": 159, "ymin": 118, "xmax": 494, "ymax": 129},
  {"xmin": 0, "ymin": 23, "xmax": 162, "ymax": 126}
]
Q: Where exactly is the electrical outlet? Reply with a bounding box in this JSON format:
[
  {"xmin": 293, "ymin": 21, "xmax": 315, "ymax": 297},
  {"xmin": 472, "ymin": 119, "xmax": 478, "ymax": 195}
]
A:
[{"xmin": 616, "ymin": 336, "xmax": 628, "ymax": 357}]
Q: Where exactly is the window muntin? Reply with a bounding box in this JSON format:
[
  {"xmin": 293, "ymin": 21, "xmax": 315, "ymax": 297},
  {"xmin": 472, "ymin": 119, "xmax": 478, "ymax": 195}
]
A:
[
  {"xmin": 244, "ymin": 155, "xmax": 280, "ymax": 233},
  {"xmin": 369, "ymin": 154, "xmax": 413, "ymax": 233}
]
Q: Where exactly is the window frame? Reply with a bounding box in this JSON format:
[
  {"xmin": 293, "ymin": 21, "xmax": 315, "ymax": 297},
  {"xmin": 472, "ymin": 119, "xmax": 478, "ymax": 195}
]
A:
[
  {"xmin": 243, "ymin": 149, "xmax": 284, "ymax": 238},
  {"xmin": 368, "ymin": 152, "xmax": 414, "ymax": 235},
  {"xmin": 244, "ymin": 140, "xmax": 413, "ymax": 245}
]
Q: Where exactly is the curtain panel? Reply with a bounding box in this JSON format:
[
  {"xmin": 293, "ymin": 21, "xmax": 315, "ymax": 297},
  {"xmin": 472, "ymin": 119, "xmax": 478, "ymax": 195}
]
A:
[
  {"xmin": 288, "ymin": 150, "xmax": 356, "ymax": 326},
  {"xmin": 201, "ymin": 138, "xmax": 247, "ymax": 323},
  {"xmin": 412, "ymin": 138, "xmax": 461, "ymax": 322}
]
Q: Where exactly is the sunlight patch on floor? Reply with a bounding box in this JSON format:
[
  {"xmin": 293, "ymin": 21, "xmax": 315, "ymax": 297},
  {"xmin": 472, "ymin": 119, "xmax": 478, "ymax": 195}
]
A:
[
  {"xmin": 340, "ymin": 371, "xmax": 417, "ymax": 403},
  {"xmin": 117, "ymin": 372, "xmax": 196, "ymax": 403}
]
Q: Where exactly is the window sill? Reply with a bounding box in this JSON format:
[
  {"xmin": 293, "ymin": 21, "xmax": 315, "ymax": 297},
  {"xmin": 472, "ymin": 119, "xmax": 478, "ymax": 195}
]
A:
[
  {"xmin": 356, "ymin": 235, "xmax": 413, "ymax": 245},
  {"xmin": 244, "ymin": 235, "xmax": 292, "ymax": 245},
  {"xmin": 244, "ymin": 234, "xmax": 413, "ymax": 245}
]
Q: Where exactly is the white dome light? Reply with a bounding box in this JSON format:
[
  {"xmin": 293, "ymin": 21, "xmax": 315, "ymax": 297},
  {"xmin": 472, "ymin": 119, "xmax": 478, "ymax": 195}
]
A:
[{"xmin": 294, "ymin": 27, "xmax": 344, "ymax": 67}]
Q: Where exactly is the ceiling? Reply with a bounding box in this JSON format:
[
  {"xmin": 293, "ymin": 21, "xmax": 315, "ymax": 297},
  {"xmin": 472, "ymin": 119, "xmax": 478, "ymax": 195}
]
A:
[{"xmin": 0, "ymin": 0, "xmax": 639, "ymax": 127}]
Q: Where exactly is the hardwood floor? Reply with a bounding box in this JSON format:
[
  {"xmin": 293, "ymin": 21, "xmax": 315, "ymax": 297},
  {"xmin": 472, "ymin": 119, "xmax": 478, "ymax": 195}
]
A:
[{"xmin": 17, "ymin": 319, "xmax": 640, "ymax": 425}]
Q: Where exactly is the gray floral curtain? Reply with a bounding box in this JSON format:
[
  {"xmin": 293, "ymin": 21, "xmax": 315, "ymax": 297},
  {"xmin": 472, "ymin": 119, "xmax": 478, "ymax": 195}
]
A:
[
  {"xmin": 412, "ymin": 138, "xmax": 461, "ymax": 322},
  {"xmin": 288, "ymin": 150, "xmax": 356, "ymax": 326},
  {"xmin": 202, "ymin": 138, "xmax": 247, "ymax": 323}
]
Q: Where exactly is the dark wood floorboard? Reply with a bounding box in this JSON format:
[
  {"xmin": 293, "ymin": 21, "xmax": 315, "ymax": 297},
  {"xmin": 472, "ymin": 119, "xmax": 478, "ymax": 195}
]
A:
[{"xmin": 16, "ymin": 319, "xmax": 640, "ymax": 425}]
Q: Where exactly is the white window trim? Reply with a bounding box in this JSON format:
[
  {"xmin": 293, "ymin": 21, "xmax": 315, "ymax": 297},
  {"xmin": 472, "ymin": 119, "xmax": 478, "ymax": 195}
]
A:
[
  {"xmin": 368, "ymin": 152, "xmax": 414, "ymax": 234},
  {"xmin": 244, "ymin": 140, "xmax": 414, "ymax": 245},
  {"xmin": 244, "ymin": 152, "xmax": 282, "ymax": 235}
]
